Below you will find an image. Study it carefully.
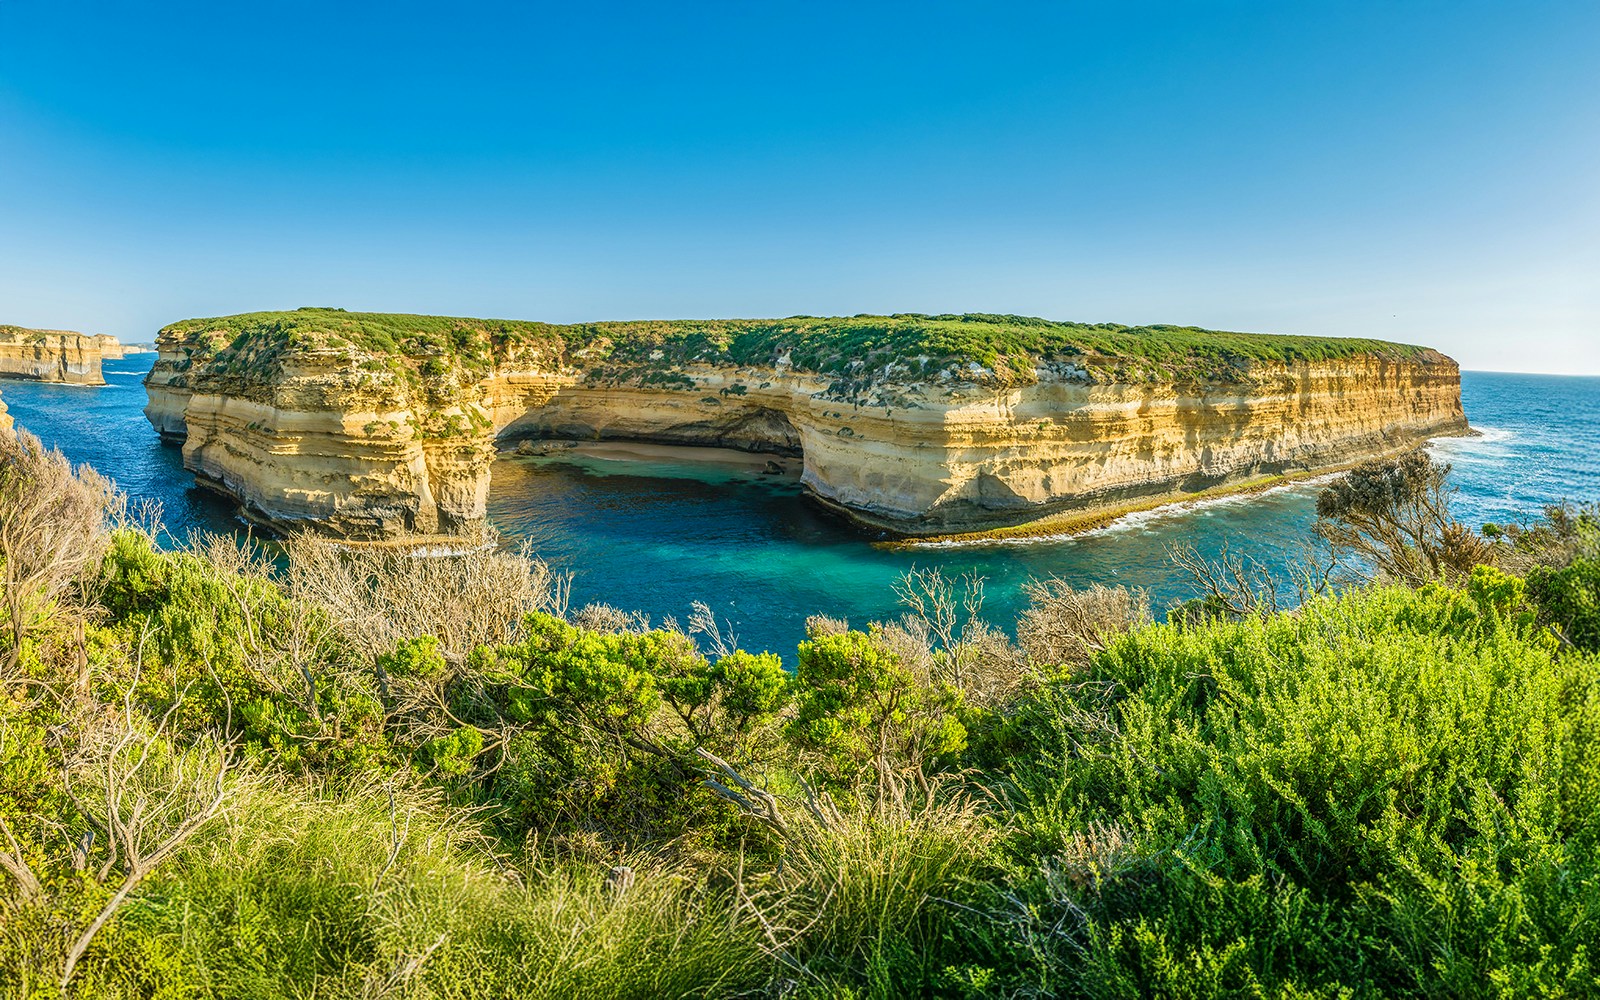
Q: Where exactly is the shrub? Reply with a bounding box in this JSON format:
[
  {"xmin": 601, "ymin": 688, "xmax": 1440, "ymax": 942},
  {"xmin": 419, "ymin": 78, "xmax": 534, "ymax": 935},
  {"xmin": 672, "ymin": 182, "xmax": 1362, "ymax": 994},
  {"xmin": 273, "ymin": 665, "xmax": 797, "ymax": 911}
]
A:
[
  {"xmin": 0, "ymin": 431, "xmax": 118, "ymax": 673},
  {"xmin": 1484, "ymin": 500, "xmax": 1600, "ymax": 574},
  {"xmin": 377, "ymin": 636, "xmax": 447, "ymax": 679},
  {"xmin": 1017, "ymin": 579, "xmax": 1149, "ymax": 670},
  {"xmin": 996, "ymin": 582, "xmax": 1600, "ymax": 996},
  {"xmin": 285, "ymin": 535, "xmax": 567, "ymax": 663},
  {"xmin": 1527, "ymin": 556, "xmax": 1600, "ymax": 652},
  {"xmin": 458, "ymin": 614, "xmax": 792, "ymax": 841},
  {"xmin": 787, "ymin": 629, "xmax": 966, "ymax": 783},
  {"xmin": 95, "ymin": 531, "xmax": 388, "ymax": 773},
  {"xmin": 710, "ymin": 650, "xmax": 788, "ymax": 719},
  {"xmin": 1314, "ymin": 452, "xmax": 1493, "ymax": 584}
]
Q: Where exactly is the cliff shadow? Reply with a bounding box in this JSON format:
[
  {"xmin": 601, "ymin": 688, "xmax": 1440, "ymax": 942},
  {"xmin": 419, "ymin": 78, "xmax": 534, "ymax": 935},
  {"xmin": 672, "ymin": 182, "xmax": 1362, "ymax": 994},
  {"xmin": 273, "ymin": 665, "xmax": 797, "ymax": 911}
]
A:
[{"xmin": 491, "ymin": 403, "xmax": 806, "ymax": 480}]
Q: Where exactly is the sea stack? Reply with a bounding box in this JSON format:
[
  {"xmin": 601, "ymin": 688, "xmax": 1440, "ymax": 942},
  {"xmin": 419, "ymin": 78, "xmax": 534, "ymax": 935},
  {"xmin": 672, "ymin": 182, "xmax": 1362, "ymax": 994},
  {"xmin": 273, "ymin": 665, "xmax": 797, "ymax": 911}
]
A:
[
  {"xmin": 0, "ymin": 325, "xmax": 130, "ymax": 386},
  {"xmin": 144, "ymin": 309, "xmax": 1470, "ymax": 541}
]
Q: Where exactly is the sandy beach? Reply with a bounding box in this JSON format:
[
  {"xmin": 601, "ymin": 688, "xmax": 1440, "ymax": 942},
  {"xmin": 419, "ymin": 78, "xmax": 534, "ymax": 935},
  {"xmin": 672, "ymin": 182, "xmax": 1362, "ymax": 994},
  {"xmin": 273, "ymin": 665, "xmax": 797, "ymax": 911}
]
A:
[{"xmin": 514, "ymin": 439, "xmax": 802, "ymax": 479}]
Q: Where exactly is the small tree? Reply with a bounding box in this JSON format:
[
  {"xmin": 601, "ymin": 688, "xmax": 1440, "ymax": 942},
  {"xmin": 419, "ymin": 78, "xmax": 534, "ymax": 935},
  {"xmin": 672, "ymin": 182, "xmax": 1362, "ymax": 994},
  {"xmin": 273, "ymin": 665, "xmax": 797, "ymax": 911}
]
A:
[
  {"xmin": 787, "ymin": 628, "xmax": 966, "ymax": 785},
  {"xmin": 890, "ymin": 568, "xmax": 1023, "ymax": 708},
  {"xmin": 1313, "ymin": 451, "xmax": 1492, "ymax": 585}
]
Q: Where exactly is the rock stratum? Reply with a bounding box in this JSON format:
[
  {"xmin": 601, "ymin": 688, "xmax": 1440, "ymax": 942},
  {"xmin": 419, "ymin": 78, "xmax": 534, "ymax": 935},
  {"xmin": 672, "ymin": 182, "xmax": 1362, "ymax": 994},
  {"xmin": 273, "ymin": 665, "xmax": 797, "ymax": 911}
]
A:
[
  {"xmin": 0, "ymin": 326, "xmax": 133, "ymax": 385},
  {"xmin": 143, "ymin": 309, "xmax": 1469, "ymax": 540}
]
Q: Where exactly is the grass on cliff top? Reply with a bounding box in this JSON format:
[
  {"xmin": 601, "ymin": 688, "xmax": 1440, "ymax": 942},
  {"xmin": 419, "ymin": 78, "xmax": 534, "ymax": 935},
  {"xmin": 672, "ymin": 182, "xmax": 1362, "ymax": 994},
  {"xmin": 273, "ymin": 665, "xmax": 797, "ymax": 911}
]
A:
[
  {"xmin": 161, "ymin": 307, "xmax": 1435, "ymax": 385},
  {"xmin": 0, "ymin": 323, "xmax": 90, "ymax": 342}
]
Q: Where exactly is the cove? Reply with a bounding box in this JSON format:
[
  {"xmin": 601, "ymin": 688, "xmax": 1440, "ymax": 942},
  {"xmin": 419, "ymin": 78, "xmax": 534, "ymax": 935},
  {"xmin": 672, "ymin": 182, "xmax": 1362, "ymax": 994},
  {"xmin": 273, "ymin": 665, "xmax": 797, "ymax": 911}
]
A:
[{"xmin": 4, "ymin": 359, "xmax": 1598, "ymax": 658}]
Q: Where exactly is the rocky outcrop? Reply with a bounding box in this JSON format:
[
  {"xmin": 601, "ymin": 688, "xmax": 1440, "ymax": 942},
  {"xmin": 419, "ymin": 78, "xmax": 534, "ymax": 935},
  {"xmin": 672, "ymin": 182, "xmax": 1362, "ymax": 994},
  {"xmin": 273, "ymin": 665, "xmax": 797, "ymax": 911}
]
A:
[
  {"xmin": 144, "ymin": 311, "xmax": 1469, "ymax": 540},
  {"xmin": 94, "ymin": 335, "xmax": 129, "ymax": 360},
  {"xmin": 0, "ymin": 387, "xmax": 12, "ymax": 439},
  {"xmin": 0, "ymin": 326, "xmax": 127, "ymax": 385}
]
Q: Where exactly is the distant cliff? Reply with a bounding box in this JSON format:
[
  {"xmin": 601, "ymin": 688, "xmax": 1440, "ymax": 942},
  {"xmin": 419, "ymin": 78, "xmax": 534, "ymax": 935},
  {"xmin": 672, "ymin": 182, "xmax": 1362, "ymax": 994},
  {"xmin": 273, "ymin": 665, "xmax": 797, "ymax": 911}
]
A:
[
  {"xmin": 0, "ymin": 326, "xmax": 129, "ymax": 385},
  {"xmin": 144, "ymin": 309, "xmax": 1470, "ymax": 540}
]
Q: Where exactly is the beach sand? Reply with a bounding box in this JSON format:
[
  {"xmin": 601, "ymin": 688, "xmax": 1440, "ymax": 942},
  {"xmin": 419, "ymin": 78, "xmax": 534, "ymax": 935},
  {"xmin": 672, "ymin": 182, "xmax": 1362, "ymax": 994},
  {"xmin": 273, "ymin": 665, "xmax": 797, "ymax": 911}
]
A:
[{"xmin": 512, "ymin": 440, "xmax": 802, "ymax": 479}]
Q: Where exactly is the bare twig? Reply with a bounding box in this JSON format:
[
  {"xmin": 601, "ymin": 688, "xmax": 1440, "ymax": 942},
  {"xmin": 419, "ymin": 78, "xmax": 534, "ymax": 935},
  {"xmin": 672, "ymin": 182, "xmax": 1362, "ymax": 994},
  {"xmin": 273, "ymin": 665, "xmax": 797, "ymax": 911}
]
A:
[
  {"xmin": 57, "ymin": 657, "xmax": 243, "ymax": 991},
  {"xmin": 696, "ymin": 747, "xmax": 789, "ymax": 836}
]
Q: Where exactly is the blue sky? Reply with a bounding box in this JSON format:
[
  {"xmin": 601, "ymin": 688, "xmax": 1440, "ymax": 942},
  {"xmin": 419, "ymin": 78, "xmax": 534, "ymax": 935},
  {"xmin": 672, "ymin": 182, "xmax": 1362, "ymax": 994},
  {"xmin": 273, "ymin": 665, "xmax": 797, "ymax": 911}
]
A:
[{"xmin": 2, "ymin": 1, "xmax": 1596, "ymax": 373}]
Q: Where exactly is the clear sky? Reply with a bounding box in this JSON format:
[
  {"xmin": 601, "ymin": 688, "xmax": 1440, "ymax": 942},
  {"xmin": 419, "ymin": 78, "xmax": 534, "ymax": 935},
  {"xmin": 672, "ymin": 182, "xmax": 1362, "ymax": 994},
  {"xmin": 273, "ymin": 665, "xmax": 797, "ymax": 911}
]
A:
[{"xmin": 2, "ymin": 1, "xmax": 1596, "ymax": 373}]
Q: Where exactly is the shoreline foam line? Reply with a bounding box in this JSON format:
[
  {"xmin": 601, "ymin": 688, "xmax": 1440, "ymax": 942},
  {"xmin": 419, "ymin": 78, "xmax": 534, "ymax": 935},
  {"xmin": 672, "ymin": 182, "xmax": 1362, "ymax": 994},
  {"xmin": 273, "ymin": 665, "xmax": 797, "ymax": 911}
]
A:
[{"xmin": 878, "ymin": 431, "xmax": 1477, "ymax": 550}]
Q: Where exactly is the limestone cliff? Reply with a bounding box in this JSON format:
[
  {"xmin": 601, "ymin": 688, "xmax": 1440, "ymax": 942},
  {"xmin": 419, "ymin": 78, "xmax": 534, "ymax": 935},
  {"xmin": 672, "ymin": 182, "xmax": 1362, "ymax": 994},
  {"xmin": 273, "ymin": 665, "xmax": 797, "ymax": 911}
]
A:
[
  {"xmin": 94, "ymin": 334, "xmax": 130, "ymax": 360},
  {"xmin": 144, "ymin": 309, "xmax": 1469, "ymax": 540},
  {"xmin": 0, "ymin": 326, "xmax": 126, "ymax": 385}
]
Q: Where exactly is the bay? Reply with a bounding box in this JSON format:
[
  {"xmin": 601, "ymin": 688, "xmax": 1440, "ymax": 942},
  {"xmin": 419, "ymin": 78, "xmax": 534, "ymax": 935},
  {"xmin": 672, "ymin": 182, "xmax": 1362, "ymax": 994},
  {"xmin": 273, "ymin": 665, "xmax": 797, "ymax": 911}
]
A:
[{"xmin": 5, "ymin": 359, "xmax": 1596, "ymax": 657}]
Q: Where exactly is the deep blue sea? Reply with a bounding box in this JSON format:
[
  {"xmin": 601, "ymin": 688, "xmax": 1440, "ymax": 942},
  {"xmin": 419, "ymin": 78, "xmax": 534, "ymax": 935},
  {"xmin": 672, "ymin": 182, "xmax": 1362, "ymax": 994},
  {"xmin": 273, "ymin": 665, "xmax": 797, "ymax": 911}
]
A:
[{"xmin": 6, "ymin": 359, "xmax": 1597, "ymax": 657}]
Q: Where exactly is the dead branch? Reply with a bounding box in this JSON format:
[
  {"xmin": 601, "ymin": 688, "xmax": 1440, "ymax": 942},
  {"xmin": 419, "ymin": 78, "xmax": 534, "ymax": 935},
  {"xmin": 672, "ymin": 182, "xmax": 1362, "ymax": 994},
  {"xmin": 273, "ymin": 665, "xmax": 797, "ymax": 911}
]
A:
[
  {"xmin": 687, "ymin": 600, "xmax": 739, "ymax": 658},
  {"xmin": 1168, "ymin": 539, "xmax": 1282, "ymax": 619},
  {"xmin": 696, "ymin": 747, "xmax": 789, "ymax": 836}
]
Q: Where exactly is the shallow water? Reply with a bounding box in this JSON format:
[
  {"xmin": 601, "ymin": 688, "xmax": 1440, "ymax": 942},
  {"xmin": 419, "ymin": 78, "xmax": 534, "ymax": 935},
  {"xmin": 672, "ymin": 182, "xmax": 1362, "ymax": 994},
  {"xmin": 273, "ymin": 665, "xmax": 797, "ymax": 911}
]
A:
[{"xmin": 6, "ymin": 360, "xmax": 1597, "ymax": 656}]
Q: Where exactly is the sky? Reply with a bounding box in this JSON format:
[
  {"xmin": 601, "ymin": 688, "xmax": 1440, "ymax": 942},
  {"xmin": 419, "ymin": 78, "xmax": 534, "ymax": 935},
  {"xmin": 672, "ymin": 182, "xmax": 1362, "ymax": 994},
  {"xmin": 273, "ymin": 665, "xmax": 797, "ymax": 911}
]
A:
[{"xmin": 1, "ymin": 1, "xmax": 1597, "ymax": 374}]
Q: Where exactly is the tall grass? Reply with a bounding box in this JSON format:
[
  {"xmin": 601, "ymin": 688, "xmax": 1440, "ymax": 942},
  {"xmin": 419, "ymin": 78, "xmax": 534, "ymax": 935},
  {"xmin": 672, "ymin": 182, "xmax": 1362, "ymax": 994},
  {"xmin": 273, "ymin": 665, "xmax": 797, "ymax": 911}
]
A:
[
  {"xmin": 735, "ymin": 776, "xmax": 997, "ymax": 997},
  {"xmin": 2, "ymin": 779, "xmax": 768, "ymax": 1000}
]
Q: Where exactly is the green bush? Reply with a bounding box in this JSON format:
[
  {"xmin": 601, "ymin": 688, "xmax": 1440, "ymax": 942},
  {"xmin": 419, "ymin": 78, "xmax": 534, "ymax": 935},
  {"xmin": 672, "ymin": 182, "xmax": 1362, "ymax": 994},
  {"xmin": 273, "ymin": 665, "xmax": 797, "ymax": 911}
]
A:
[
  {"xmin": 995, "ymin": 583, "xmax": 1600, "ymax": 996},
  {"xmin": 95, "ymin": 531, "xmax": 391, "ymax": 774},
  {"xmin": 788, "ymin": 629, "xmax": 966, "ymax": 783},
  {"xmin": 1527, "ymin": 556, "xmax": 1600, "ymax": 652},
  {"xmin": 458, "ymin": 614, "xmax": 792, "ymax": 841},
  {"xmin": 377, "ymin": 635, "xmax": 447, "ymax": 679}
]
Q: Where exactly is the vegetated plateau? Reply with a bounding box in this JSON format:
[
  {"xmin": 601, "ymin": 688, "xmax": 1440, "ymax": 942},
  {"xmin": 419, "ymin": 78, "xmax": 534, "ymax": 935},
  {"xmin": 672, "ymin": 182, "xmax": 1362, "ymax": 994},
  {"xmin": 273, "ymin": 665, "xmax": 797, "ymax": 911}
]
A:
[
  {"xmin": 144, "ymin": 309, "xmax": 1468, "ymax": 541},
  {"xmin": 0, "ymin": 325, "xmax": 134, "ymax": 386}
]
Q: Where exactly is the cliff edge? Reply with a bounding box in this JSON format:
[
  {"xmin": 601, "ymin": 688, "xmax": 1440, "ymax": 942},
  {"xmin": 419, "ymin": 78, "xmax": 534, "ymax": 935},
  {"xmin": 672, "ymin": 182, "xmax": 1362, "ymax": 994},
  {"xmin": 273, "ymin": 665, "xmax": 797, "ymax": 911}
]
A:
[{"xmin": 143, "ymin": 309, "xmax": 1470, "ymax": 540}]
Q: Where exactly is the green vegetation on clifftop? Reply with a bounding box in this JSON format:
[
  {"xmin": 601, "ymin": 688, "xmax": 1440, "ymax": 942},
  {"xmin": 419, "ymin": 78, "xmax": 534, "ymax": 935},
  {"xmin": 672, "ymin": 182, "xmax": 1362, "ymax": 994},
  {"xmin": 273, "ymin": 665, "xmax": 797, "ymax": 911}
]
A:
[
  {"xmin": 0, "ymin": 325, "xmax": 90, "ymax": 342},
  {"xmin": 159, "ymin": 307, "xmax": 1437, "ymax": 387}
]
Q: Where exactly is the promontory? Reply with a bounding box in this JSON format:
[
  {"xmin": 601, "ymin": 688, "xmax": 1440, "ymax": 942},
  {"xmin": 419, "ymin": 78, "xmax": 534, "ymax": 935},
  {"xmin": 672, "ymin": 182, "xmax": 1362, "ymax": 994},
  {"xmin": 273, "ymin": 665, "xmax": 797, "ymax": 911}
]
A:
[
  {"xmin": 0, "ymin": 325, "xmax": 136, "ymax": 385},
  {"xmin": 143, "ymin": 309, "xmax": 1469, "ymax": 540}
]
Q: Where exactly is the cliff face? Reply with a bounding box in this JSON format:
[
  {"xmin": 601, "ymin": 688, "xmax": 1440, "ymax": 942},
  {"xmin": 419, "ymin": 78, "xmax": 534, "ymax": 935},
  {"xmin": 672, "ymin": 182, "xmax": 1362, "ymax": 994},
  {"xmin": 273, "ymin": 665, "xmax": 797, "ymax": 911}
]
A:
[
  {"xmin": 0, "ymin": 326, "xmax": 124, "ymax": 385},
  {"xmin": 144, "ymin": 311, "xmax": 1469, "ymax": 540},
  {"xmin": 93, "ymin": 334, "xmax": 130, "ymax": 360}
]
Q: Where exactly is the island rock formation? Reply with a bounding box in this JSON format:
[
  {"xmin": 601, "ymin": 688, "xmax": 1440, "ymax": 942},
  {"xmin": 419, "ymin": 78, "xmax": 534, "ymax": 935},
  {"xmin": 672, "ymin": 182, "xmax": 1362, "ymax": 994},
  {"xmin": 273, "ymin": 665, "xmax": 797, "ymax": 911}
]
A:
[
  {"xmin": 0, "ymin": 326, "xmax": 132, "ymax": 385},
  {"xmin": 144, "ymin": 310, "xmax": 1469, "ymax": 540}
]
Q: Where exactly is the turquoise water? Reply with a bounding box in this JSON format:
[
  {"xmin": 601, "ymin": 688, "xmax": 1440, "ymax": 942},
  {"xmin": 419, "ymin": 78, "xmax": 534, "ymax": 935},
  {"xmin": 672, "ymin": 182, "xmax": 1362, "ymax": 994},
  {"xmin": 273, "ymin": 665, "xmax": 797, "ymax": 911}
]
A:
[{"xmin": 6, "ymin": 359, "xmax": 1598, "ymax": 656}]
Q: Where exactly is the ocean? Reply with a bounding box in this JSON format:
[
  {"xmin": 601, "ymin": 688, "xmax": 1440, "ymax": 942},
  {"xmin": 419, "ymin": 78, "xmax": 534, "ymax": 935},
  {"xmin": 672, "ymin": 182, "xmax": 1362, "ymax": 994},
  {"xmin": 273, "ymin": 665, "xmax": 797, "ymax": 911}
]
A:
[{"xmin": 5, "ymin": 359, "xmax": 1597, "ymax": 657}]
